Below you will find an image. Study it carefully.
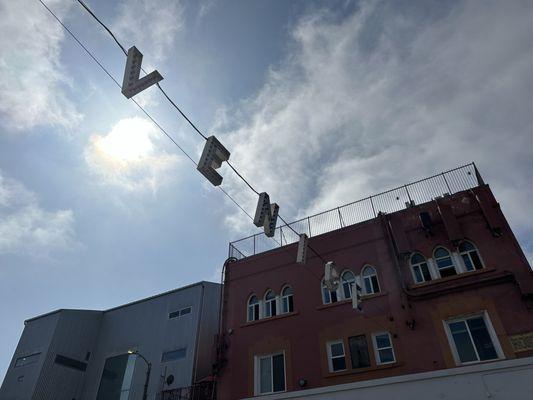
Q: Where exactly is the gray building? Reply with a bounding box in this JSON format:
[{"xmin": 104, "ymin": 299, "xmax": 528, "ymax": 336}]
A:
[{"xmin": 0, "ymin": 281, "xmax": 221, "ymax": 400}]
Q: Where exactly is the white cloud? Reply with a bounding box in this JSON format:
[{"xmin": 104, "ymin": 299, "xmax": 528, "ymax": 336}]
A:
[
  {"xmin": 0, "ymin": 172, "xmax": 76, "ymax": 256},
  {"xmin": 0, "ymin": 0, "xmax": 82, "ymax": 131},
  {"xmin": 112, "ymin": 0, "xmax": 184, "ymax": 66},
  {"xmin": 215, "ymin": 0, "xmax": 533, "ymax": 251},
  {"xmin": 84, "ymin": 117, "xmax": 180, "ymax": 192}
]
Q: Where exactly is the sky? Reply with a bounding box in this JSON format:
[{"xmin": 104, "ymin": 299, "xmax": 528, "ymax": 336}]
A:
[{"xmin": 1, "ymin": 0, "xmax": 532, "ymax": 381}]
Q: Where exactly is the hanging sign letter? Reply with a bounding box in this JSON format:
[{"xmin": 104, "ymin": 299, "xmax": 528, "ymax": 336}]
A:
[
  {"xmin": 121, "ymin": 46, "xmax": 163, "ymax": 99},
  {"xmin": 197, "ymin": 135, "xmax": 230, "ymax": 186},
  {"xmin": 254, "ymin": 192, "xmax": 279, "ymax": 237},
  {"xmin": 296, "ymin": 233, "xmax": 308, "ymax": 264}
]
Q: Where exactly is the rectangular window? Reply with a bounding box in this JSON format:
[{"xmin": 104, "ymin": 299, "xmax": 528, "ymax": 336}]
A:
[
  {"xmin": 327, "ymin": 340, "xmax": 347, "ymax": 372},
  {"xmin": 372, "ymin": 332, "xmax": 396, "ymax": 365},
  {"xmin": 169, "ymin": 306, "xmax": 192, "ymax": 319},
  {"xmin": 54, "ymin": 354, "xmax": 88, "ymax": 371},
  {"xmin": 14, "ymin": 353, "xmax": 40, "ymax": 368},
  {"xmin": 445, "ymin": 314, "xmax": 501, "ymax": 364},
  {"xmin": 161, "ymin": 348, "xmax": 187, "ymax": 363},
  {"xmin": 256, "ymin": 353, "xmax": 286, "ymax": 395},
  {"xmin": 348, "ymin": 335, "xmax": 370, "ymax": 369},
  {"xmin": 96, "ymin": 353, "xmax": 136, "ymax": 400}
]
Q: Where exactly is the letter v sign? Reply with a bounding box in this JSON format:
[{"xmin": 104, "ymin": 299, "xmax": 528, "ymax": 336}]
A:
[{"xmin": 121, "ymin": 46, "xmax": 163, "ymax": 99}]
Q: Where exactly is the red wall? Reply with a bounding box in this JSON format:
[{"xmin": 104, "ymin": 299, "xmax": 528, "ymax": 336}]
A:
[{"xmin": 217, "ymin": 185, "xmax": 533, "ymax": 399}]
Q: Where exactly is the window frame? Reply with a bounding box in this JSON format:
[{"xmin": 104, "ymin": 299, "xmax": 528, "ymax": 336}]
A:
[
  {"xmin": 458, "ymin": 240, "xmax": 485, "ymax": 272},
  {"xmin": 410, "ymin": 253, "xmax": 432, "ymax": 284},
  {"xmin": 264, "ymin": 290, "xmax": 277, "ymax": 318},
  {"xmin": 14, "ymin": 352, "xmax": 41, "ymax": 368},
  {"xmin": 340, "ymin": 270, "xmax": 356, "ymax": 299},
  {"xmin": 361, "ymin": 266, "xmax": 380, "ymax": 295},
  {"xmin": 348, "ymin": 334, "xmax": 371, "ymax": 369},
  {"xmin": 321, "ymin": 279, "xmax": 339, "ymax": 305},
  {"xmin": 280, "ymin": 286, "xmax": 294, "ymax": 314},
  {"xmin": 247, "ymin": 294, "xmax": 260, "ymax": 322},
  {"xmin": 443, "ymin": 311, "xmax": 504, "ymax": 366},
  {"xmin": 433, "ymin": 246, "xmax": 458, "ymax": 278},
  {"xmin": 326, "ymin": 340, "xmax": 347, "ymax": 373},
  {"xmin": 254, "ymin": 351, "xmax": 286, "ymax": 395},
  {"xmin": 372, "ymin": 332, "xmax": 396, "ymax": 365},
  {"xmin": 169, "ymin": 306, "xmax": 192, "ymax": 320}
]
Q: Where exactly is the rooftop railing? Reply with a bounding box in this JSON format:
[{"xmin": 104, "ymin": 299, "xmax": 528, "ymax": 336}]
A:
[{"xmin": 229, "ymin": 163, "xmax": 483, "ymax": 260}]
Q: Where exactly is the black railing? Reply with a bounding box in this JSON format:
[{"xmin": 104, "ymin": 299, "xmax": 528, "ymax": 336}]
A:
[
  {"xmin": 160, "ymin": 382, "xmax": 215, "ymax": 400},
  {"xmin": 229, "ymin": 163, "xmax": 483, "ymax": 259}
]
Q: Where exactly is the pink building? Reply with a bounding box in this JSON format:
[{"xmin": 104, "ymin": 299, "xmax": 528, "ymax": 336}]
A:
[{"xmin": 216, "ymin": 164, "xmax": 533, "ymax": 399}]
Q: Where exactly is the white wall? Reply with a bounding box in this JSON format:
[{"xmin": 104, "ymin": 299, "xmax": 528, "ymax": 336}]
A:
[{"xmin": 244, "ymin": 357, "xmax": 533, "ymax": 400}]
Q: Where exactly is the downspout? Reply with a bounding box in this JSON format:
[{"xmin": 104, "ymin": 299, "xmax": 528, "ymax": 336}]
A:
[{"xmin": 192, "ymin": 282, "xmax": 206, "ymax": 392}]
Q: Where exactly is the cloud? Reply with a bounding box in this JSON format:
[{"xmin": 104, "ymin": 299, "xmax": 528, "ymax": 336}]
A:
[
  {"xmin": 112, "ymin": 0, "xmax": 184, "ymax": 66},
  {"xmin": 0, "ymin": 172, "xmax": 76, "ymax": 256},
  {"xmin": 214, "ymin": 0, "xmax": 533, "ymax": 251},
  {"xmin": 84, "ymin": 117, "xmax": 180, "ymax": 192},
  {"xmin": 0, "ymin": 0, "xmax": 82, "ymax": 131}
]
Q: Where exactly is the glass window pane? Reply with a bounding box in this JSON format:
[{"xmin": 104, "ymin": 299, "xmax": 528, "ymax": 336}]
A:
[
  {"xmin": 288, "ymin": 296, "xmax": 293, "ymax": 313},
  {"xmin": 371, "ymin": 276, "xmax": 380, "ymax": 293},
  {"xmin": 332, "ymin": 357, "xmax": 346, "ymax": 371},
  {"xmin": 330, "ymin": 343, "xmax": 344, "ymax": 357},
  {"xmin": 97, "ymin": 354, "xmax": 131, "ymax": 400},
  {"xmin": 272, "ymin": 354, "xmax": 285, "ymax": 392},
  {"xmin": 180, "ymin": 307, "xmax": 191, "ymax": 316},
  {"xmin": 462, "ymin": 254, "xmax": 474, "ymax": 271},
  {"xmin": 259, "ymin": 357, "xmax": 272, "ymax": 394},
  {"xmin": 411, "ymin": 253, "xmax": 424, "ymax": 264},
  {"xmin": 364, "ymin": 277, "xmax": 372, "ymax": 294},
  {"xmin": 282, "ymin": 287, "xmax": 293, "ymax": 296},
  {"xmin": 435, "ymin": 248, "xmax": 449, "ymax": 258},
  {"xmin": 459, "ymin": 242, "xmax": 474, "ymax": 252},
  {"xmin": 467, "ymin": 317, "xmax": 498, "ymax": 361},
  {"xmin": 322, "ymin": 286, "xmax": 331, "ymax": 303},
  {"xmin": 121, "ymin": 356, "xmax": 136, "ymax": 391},
  {"xmin": 471, "ymin": 252, "xmax": 483, "ymax": 270},
  {"xmin": 161, "ymin": 348, "xmax": 186, "ymax": 363},
  {"xmin": 421, "ymin": 264, "xmax": 432, "ymax": 281},
  {"xmin": 449, "ymin": 321, "xmax": 478, "ymax": 363},
  {"xmin": 342, "ymin": 282, "xmax": 351, "ymax": 299},
  {"xmin": 375, "ymin": 334, "xmax": 391, "ymax": 349},
  {"xmin": 436, "ymin": 257, "xmax": 453, "ymax": 268},
  {"xmin": 378, "ymin": 348, "xmax": 395, "ymax": 363},
  {"xmin": 330, "ymin": 290, "xmax": 338, "ymax": 303},
  {"xmin": 348, "ymin": 335, "xmax": 370, "ymax": 369},
  {"xmin": 413, "ymin": 266, "xmax": 423, "ymax": 283}
]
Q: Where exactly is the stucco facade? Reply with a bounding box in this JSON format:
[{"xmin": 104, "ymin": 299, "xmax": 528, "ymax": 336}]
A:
[{"xmin": 216, "ymin": 184, "xmax": 533, "ymax": 399}]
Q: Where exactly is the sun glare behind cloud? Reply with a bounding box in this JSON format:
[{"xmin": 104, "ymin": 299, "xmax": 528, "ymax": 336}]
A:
[{"xmin": 85, "ymin": 117, "xmax": 179, "ymax": 191}]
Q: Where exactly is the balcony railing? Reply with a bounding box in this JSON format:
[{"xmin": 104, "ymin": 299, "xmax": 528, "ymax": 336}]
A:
[{"xmin": 229, "ymin": 163, "xmax": 483, "ymax": 260}]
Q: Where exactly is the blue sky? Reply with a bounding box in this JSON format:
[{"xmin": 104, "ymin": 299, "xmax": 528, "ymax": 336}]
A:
[{"xmin": 1, "ymin": 0, "xmax": 532, "ymax": 380}]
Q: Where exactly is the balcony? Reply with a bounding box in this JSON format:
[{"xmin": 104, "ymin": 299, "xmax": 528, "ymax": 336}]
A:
[{"xmin": 229, "ymin": 163, "xmax": 483, "ymax": 259}]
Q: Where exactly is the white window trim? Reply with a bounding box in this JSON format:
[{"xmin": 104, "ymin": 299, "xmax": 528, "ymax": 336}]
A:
[
  {"xmin": 362, "ymin": 266, "xmax": 380, "ymax": 295},
  {"xmin": 280, "ymin": 287, "xmax": 293, "ymax": 314},
  {"xmin": 326, "ymin": 340, "xmax": 347, "ymax": 373},
  {"xmin": 434, "ymin": 247, "xmax": 458, "ymax": 278},
  {"xmin": 321, "ymin": 281, "xmax": 341, "ymax": 305},
  {"xmin": 409, "ymin": 255, "xmax": 432, "ymax": 284},
  {"xmin": 372, "ymin": 332, "xmax": 396, "ymax": 365},
  {"xmin": 254, "ymin": 351, "xmax": 286, "ymax": 396},
  {"xmin": 264, "ymin": 291, "xmax": 277, "ymax": 318},
  {"xmin": 426, "ymin": 258, "xmax": 440, "ymax": 280},
  {"xmin": 452, "ymin": 251, "xmax": 467, "ymax": 274},
  {"xmin": 443, "ymin": 311, "xmax": 504, "ymax": 366},
  {"xmin": 458, "ymin": 241, "xmax": 486, "ymax": 272}
]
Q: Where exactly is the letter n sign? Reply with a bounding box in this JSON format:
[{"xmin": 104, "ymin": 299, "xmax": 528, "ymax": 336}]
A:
[{"xmin": 254, "ymin": 192, "xmax": 279, "ymax": 237}]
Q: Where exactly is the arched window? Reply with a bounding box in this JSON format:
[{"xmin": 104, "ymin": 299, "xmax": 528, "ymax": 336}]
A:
[
  {"xmin": 264, "ymin": 290, "xmax": 277, "ymax": 318},
  {"xmin": 281, "ymin": 286, "xmax": 294, "ymax": 314},
  {"xmin": 434, "ymin": 247, "xmax": 457, "ymax": 278},
  {"xmin": 410, "ymin": 253, "xmax": 432, "ymax": 284},
  {"xmin": 362, "ymin": 266, "xmax": 380, "ymax": 295},
  {"xmin": 341, "ymin": 271, "xmax": 356, "ymax": 299},
  {"xmin": 248, "ymin": 295, "xmax": 260, "ymax": 322},
  {"xmin": 322, "ymin": 280, "xmax": 338, "ymax": 304},
  {"xmin": 459, "ymin": 241, "xmax": 484, "ymax": 271}
]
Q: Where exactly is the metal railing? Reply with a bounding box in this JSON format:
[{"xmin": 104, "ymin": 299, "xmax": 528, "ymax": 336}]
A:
[{"xmin": 229, "ymin": 163, "xmax": 483, "ymax": 260}]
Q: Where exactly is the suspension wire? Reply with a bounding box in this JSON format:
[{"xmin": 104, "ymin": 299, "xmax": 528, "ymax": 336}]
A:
[
  {"xmin": 36, "ymin": 0, "xmax": 256, "ymax": 225},
  {"xmin": 46, "ymin": 0, "xmax": 330, "ymax": 264}
]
